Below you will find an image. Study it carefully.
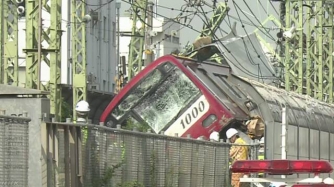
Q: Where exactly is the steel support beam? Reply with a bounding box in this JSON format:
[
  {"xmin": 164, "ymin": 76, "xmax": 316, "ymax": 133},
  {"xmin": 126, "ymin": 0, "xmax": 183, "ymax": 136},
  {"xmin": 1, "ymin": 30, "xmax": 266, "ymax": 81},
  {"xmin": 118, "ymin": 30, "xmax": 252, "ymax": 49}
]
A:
[
  {"xmin": 127, "ymin": 0, "xmax": 148, "ymax": 80},
  {"xmin": 284, "ymin": 0, "xmax": 333, "ymax": 102},
  {"xmin": 0, "ymin": 1, "xmax": 3, "ymax": 82},
  {"xmin": 71, "ymin": 0, "xmax": 87, "ymax": 121},
  {"xmin": 1, "ymin": 0, "xmax": 19, "ymax": 85},
  {"xmin": 25, "ymin": 0, "xmax": 62, "ymax": 120}
]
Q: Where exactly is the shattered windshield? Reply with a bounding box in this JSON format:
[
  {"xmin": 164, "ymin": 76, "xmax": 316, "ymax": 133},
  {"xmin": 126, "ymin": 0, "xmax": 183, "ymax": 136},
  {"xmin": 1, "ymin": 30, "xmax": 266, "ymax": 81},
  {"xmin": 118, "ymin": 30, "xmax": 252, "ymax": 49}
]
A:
[
  {"xmin": 111, "ymin": 69, "xmax": 163, "ymax": 119},
  {"xmin": 111, "ymin": 64, "xmax": 201, "ymax": 133},
  {"xmin": 133, "ymin": 68, "xmax": 200, "ymax": 133}
]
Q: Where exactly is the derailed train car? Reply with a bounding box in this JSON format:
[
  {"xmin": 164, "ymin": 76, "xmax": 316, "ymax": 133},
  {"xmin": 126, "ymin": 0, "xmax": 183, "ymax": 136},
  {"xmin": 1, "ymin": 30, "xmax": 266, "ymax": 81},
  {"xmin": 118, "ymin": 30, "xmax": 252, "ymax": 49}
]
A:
[{"xmin": 100, "ymin": 34, "xmax": 334, "ymax": 178}]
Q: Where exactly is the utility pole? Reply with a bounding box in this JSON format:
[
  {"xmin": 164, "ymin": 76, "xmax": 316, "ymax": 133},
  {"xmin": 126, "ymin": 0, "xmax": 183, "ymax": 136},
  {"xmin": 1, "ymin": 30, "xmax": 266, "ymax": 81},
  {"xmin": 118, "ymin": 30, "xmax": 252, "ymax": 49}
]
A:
[
  {"xmin": 37, "ymin": 0, "xmax": 42, "ymax": 90},
  {"xmin": 116, "ymin": 2, "xmax": 121, "ymax": 73},
  {"xmin": 1, "ymin": 0, "xmax": 19, "ymax": 86},
  {"xmin": 178, "ymin": 2, "xmax": 229, "ymax": 58},
  {"xmin": 144, "ymin": 2, "xmax": 154, "ymax": 66},
  {"xmin": 127, "ymin": 0, "xmax": 148, "ymax": 80},
  {"xmin": 283, "ymin": 0, "xmax": 334, "ymax": 103},
  {"xmin": 72, "ymin": 0, "xmax": 87, "ymax": 121},
  {"xmin": 25, "ymin": 0, "xmax": 62, "ymax": 120}
]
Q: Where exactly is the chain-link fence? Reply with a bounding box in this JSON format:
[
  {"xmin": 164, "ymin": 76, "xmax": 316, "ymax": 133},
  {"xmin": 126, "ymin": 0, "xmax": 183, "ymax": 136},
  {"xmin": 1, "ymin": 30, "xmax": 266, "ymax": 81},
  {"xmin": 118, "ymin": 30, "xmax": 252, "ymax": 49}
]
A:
[
  {"xmin": 0, "ymin": 114, "xmax": 30, "ymax": 187},
  {"xmin": 45, "ymin": 122, "xmax": 259, "ymax": 187}
]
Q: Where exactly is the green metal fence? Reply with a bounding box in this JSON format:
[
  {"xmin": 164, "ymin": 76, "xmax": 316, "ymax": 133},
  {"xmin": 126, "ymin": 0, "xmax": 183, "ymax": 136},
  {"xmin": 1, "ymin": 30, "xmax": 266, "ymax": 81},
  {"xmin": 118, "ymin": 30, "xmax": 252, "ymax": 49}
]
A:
[{"xmin": 43, "ymin": 122, "xmax": 258, "ymax": 187}]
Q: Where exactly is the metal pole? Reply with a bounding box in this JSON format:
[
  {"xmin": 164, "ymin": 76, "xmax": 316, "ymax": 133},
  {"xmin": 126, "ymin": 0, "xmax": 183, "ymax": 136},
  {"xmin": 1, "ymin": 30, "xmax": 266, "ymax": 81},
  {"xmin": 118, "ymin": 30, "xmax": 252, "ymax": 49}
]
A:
[
  {"xmin": 37, "ymin": 0, "xmax": 42, "ymax": 89},
  {"xmin": 116, "ymin": 2, "xmax": 121, "ymax": 71},
  {"xmin": 144, "ymin": 2, "xmax": 154, "ymax": 66},
  {"xmin": 281, "ymin": 106, "xmax": 287, "ymax": 179}
]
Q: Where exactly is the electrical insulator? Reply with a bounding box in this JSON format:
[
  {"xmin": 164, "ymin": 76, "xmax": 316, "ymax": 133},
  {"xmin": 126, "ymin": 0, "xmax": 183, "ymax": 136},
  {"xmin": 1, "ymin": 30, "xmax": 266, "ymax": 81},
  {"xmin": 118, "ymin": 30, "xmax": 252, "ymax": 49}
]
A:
[{"xmin": 16, "ymin": 0, "xmax": 26, "ymax": 17}]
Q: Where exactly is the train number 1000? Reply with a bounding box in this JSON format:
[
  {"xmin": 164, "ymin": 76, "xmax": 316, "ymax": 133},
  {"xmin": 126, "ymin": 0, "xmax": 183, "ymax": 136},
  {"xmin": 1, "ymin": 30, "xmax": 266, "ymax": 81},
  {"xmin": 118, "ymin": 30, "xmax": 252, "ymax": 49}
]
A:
[{"xmin": 181, "ymin": 100, "xmax": 206, "ymax": 129}]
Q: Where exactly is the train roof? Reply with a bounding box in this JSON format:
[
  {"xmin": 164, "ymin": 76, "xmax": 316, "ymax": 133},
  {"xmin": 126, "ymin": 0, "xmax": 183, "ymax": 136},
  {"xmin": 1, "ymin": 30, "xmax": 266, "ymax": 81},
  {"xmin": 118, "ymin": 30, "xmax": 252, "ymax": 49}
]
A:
[{"xmin": 232, "ymin": 75, "xmax": 334, "ymax": 133}]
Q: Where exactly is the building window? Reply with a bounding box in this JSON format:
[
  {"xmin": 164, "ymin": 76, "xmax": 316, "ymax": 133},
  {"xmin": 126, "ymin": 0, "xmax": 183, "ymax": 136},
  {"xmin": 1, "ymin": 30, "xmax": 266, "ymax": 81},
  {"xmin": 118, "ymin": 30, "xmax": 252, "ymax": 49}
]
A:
[
  {"xmin": 103, "ymin": 16, "xmax": 108, "ymax": 42},
  {"xmin": 164, "ymin": 34, "xmax": 171, "ymax": 42},
  {"xmin": 112, "ymin": 21, "xmax": 116, "ymax": 47},
  {"xmin": 172, "ymin": 36, "xmax": 179, "ymax": 44}
]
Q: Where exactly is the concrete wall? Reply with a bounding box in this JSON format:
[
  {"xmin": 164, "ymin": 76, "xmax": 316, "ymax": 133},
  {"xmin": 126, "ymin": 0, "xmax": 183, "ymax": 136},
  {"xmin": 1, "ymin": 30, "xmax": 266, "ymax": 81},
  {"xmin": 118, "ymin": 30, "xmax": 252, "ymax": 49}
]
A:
[
  {"xmin": 0, "ymin": 97, "xmax": 50, "ymax": 187},
  {"xmin": 85, "ymin": 0, "xmax": 117, "ymax": 92}
]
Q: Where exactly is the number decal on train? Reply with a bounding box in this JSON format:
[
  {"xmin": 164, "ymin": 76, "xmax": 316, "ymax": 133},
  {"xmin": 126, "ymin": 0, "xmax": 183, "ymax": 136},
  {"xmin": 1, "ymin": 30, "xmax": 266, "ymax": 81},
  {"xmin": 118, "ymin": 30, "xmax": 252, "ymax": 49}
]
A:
[
  {"xmin": 180, "ymin": 101, "xmax": 206, "ymax": 129},
  {"xmin": 165, "ymin": 95, "xmax": 210, "ymax": 136}
]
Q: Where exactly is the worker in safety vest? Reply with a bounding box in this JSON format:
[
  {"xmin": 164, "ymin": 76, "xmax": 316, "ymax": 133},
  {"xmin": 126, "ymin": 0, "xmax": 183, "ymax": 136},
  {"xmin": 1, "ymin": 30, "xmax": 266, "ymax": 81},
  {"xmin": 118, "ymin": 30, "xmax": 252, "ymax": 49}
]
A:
[
  {"xmin": 258, "ymin": 137, "xmax": 265, "ymax": 177},
  {"xmin": 227, "ymin": 128, "xmax": 249, "ymax": 187},
  {"xmin": 75, "ymin": 100, "xmax": 90, "ymax": 143}
]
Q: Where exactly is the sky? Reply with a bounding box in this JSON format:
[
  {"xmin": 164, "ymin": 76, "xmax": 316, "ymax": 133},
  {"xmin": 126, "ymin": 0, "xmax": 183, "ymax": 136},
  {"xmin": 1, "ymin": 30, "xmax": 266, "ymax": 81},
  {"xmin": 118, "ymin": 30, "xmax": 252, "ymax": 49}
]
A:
[{"xmin": 118, "ymin": 0, "xmax": 282, "ymax": 49}]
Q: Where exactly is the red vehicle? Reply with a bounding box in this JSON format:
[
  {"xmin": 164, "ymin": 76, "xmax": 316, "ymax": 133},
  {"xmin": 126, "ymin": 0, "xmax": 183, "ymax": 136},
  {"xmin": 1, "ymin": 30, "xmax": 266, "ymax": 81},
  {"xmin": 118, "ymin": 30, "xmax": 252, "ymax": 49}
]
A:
[
  {"xmin": 231, "ymin": 159, "xmax": 334, "ymax": 186},
  {"xmin": 100, "ymin": 45, "xmax": 334, "ymax": 146},
  {"xmin": 101, "ymin": 53, "xmax": 253, "ymax": 139}
]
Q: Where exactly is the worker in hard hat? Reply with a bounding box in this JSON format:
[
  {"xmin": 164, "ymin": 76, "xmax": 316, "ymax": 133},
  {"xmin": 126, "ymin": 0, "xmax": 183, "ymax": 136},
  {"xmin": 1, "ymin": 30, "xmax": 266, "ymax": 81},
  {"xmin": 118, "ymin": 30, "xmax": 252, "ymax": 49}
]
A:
[
  {"xmin": 258, "ymin": 137, "xmax": 265, "ymax": 177},
  {"xmin": 75, "ymin": 100, "xmax": 90, "ymax": 144},
  {"xmin": 209, "ymin": 131, "xmax": 220, "ymax": 142},
  {"xmin": 227, "ymin": 128, "xmax": 249, "ymax": 187},
  {"xmin": 75, "ymin": 100, "xmax": 90, "ymax": 123}
]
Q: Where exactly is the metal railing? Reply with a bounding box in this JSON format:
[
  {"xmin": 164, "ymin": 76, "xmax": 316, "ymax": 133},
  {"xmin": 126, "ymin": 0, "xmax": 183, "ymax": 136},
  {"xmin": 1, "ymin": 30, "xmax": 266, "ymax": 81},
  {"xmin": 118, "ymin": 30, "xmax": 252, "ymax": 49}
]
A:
[
  {"xmin": 43, "ymin": 121, "xmax": 260, "ymax": 187},
  {"xmin": 0, "ymin": 114, "xmax": 30, "ymax": 186}
]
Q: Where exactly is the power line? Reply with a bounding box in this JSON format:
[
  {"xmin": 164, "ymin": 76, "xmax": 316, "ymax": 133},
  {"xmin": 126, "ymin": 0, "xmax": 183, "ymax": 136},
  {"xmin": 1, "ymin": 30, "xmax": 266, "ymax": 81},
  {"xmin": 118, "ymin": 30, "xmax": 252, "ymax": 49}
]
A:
[{"xmin": 191, "ymin": 4, "xmax": 276, "ymax": 81}]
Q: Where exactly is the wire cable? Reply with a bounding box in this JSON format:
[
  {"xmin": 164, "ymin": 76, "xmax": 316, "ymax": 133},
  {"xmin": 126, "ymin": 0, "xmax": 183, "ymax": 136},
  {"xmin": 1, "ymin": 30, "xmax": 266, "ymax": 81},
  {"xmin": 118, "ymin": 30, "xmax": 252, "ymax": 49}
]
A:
[{"xmin": 194, "ymin": 4, "xmax": 277, "ymax": 80}]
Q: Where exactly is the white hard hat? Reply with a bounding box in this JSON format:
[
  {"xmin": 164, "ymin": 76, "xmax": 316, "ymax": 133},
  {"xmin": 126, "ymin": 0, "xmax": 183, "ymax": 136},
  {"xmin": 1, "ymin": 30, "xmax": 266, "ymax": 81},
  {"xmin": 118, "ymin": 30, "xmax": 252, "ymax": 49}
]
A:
[
  {"xmin": 226, "ymin": 128, "xmax": 238, "ymax": 139},
  {"xmin": 324, "ymin": 178, "xmax": 334, "ymax": 184},
  {"xmin": 209, "ymin": 131, "xmax": 219, "ymax": 141},
  {"xmin": 260, "ymin": 137, "xmax": 265, "ymax": 144},
  {"xmin": 75, "ymin": 100, "xmax": 90, "ymax": 112},
  {"xmin": 269, "ymin": 182, "xmax": 286, "ymax": 187}
]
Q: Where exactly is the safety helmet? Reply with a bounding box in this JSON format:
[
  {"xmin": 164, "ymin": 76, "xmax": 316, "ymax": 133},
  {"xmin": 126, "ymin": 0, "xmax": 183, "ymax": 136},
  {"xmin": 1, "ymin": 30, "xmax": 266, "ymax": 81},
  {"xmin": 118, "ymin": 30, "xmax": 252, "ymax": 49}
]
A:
[
  {"xmin": 209, "ymin": 131, "xmax": 220, "ymax": 141},
  {"xmin": 75, "ymin": 100, "xmax": 90, "ymax": 112},
  {"xmin": 260, "ymin": 137, "xmax": 265, "ymax": 144},
  {"xmin": 226, "ymin": 128, "xmax": 238, "ymax": 139},
  {"xmin": 324, "ymin": 178, "xmax": 334, "ymax": 184}
]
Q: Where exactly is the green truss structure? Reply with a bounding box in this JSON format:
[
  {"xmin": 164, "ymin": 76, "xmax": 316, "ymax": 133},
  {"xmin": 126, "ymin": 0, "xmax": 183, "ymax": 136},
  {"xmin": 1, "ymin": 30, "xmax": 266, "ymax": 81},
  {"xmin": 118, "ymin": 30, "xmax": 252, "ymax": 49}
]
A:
[
  {"xmin": 24, "ymin": 0, "xmax": 62, "ymax": 120},
  {"xmin": 71, "ymin": 0, "xmax": 87, "ymax": 121},
  {"xmin": 127, "ymin": 0, "xmax": 148, "ymax": 80},
  {"xmin": 0, "ymin": 0, "xmax": 19, "ymax": 86},
  {"xmin": 284, "ymin": 0, "xmax": 334, "ymax": 103}
]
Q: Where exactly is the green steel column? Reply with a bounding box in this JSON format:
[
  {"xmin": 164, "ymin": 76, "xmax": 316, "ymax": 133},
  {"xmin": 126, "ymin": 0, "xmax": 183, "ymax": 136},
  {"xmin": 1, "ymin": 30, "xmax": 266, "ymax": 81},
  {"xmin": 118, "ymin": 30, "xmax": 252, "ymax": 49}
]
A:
[
  {"xmin": 2, "ymin": 0, "xmax": 18, "ymax": 85},
  {"xmin": 127, "ymin": 0, "xmax": 147, "ymax": 80},
  {"xmin": 49, "ymin": 0, "xmax": 62, "ymax": 120},
  {"xmin": 0, "ymin": 1, "xmax": 3, "ymax": 82},
  {"xmin": 72, "ymin": 0, "xmax": 87, "ymax": 121},
  {"xmin": 25, "ymin": 0, "xmax": 62, "ymax": 120},
  {"xmin": 305, "ymin": 1, "xmax": 311, "ymax": 97},
  {"xmin": 25, "ymin": 0, "xmax": 39, "ymax": 88},
  {"xmin": 284, "ymin": 0, "xmax": 303, "ymax": 93},
  {"xmin": 316, "ymin": 1, "xmax": 323, "ymax": 100},
  {"xmin": 325, "ymin": 6, "xmax": 334, "ymax": 102}
]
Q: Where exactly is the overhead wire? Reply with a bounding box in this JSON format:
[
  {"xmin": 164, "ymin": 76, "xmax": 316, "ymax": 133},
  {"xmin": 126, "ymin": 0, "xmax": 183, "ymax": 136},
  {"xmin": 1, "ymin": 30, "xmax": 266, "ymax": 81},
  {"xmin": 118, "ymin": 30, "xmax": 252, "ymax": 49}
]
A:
[
  {"xmin": 236, "ymin": 0, "xmax": 276, "ymax": 41},
  {"xmin": 229, "ymin": 1, "xmax": 275, "ymax": 77},
  {"xmin": 79, "ymin": 0, "xmax": 114, "ymax": 6},
  {"xmin": 120, "ymin": 0, "xmax": 203, "ymax": 34},
  {"xmin": 79, "ymin": 0, "xmax": 115, "ymax": 11},
  {"xmin": 194, "ymin": 4, "xmax": 276, "ymax": 81},
  {"xmin": 225, "ymin": 13, "xmax": 264, "ymax": 81},
  {"xmin": 77, "ymin": 0, "xmax": 279, "ymax": 81}
]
